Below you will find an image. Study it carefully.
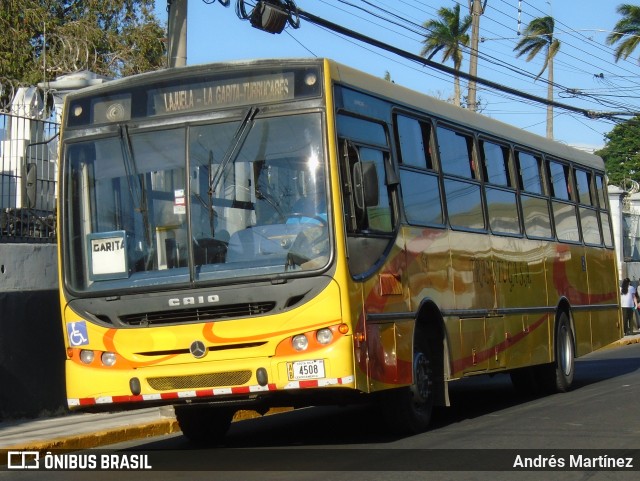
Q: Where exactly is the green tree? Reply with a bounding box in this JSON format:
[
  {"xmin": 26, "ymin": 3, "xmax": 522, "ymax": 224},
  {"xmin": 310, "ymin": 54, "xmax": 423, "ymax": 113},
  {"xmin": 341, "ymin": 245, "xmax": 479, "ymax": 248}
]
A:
[
  {"xmin": 596, "ymin": 116, "xmax": 640, "ymax": 187},
  {"xmin": 0, "ymin": 0, "xmax": 165, "ymax": 89},
  {"xmin": 513, "ymin": 16, "xmax": 560, "ymax": 140},
  {"xmin": 606, "ymin": 4, "xmax": 640, "ymax": 62},
  {"xmin": 420, "ymin": 4, "xmax": 471, "ymax": 107}
]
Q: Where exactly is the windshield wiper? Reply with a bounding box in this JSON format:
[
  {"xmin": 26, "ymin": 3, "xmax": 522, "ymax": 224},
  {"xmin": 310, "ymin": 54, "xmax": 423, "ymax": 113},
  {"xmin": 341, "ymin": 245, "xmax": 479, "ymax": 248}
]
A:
[
  {"xmin": 208, "ymin": 106, "xmax": 259, "ymax": 199},
  {"xmin": 191, "ymin": 150, "xmax": 217, "ymax": 238},
  {"xmin": 120, "ymin": 124, "xmax": 153, "ymax": 267},
  {"xmin": 255, "ymin": 185, "xmax": 285, "ymax": 222}
]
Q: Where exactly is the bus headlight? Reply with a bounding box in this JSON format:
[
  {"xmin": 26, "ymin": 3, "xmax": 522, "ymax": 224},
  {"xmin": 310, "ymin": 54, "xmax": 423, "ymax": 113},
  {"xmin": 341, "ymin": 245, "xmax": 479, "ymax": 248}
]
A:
[
  {"xmin": 101, "ymin": 352, "xmax": 117, "ymax": 367},
  {"xmin": 80, "ymin": 350, "xmax": 94, "ymax": 364},
  {"xmin": 292, "ymin": 334, "xmax": 309, "ymax": 352},
  {"xmin": 316, "ymin": 328, "xmax": 333, "ymax": 345}
]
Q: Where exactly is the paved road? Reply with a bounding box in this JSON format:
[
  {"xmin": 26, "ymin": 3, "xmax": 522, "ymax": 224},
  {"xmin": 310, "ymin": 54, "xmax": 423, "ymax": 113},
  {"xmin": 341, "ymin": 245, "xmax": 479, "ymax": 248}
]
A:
[{"xmin": 4, "ymin": 343, "xmax": 640, "ymax": 480}]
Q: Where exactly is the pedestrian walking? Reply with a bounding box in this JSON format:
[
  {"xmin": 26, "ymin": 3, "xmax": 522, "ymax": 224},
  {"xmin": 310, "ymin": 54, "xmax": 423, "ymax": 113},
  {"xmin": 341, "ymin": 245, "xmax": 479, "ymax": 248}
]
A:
[
  {"xmin": 634, "ymin": 291, "xmax": 640, "ymax": 334},
  {"xmin": 621, "ymin": 278, "xmax": 636, "ymax": 336}
]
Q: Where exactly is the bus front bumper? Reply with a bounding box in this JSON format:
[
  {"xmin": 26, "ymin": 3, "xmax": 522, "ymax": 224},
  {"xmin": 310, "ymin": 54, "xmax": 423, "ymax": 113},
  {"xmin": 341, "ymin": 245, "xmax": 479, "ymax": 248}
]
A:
[{"xmin": 65, "ymin": 336, "xmax": 356, "ymax": 410}]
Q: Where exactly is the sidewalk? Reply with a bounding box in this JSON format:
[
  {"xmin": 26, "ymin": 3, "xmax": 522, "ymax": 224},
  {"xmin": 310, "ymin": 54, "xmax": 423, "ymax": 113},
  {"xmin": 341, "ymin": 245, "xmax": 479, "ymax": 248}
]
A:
[
  {"xmin": 1, "ymin": 334, "xmax": 639, "ymax": 453},
  {"xmin": 0, "ymin": 406, "xmax": 180, "ymax": 452},
  {"xmin": 0, "ymin": 405, "xmax": 291, "ymax": 453}
]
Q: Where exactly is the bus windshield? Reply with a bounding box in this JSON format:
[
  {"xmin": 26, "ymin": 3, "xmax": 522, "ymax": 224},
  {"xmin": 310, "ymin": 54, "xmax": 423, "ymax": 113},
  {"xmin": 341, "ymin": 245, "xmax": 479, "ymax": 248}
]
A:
[{"xmin": 63, "ymin": 111, "xmax": 329, "ymax": 293}]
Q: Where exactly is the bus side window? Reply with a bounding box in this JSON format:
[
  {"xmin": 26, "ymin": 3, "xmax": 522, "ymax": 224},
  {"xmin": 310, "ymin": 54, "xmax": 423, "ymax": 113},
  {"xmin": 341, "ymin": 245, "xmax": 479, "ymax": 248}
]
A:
[
  {"xmin": 595, "ymin": 174, "xmax": 614, "ymax": 247},
  {"xmin": 547, "ymin": 160, "xmax": 571, "ymax": 201},
  {"xmin": 436, "ymin": 125, "xmax": 477, "ymax": 180},
  {"xmin": 516, "ymin": 150, "xmax": 552, "ymax": 239},
  {"xmin": 548, "ymin": 159, "xmax": 579, "ymax": 243},
  {"xmin": 575, "ymin": 168, "xmax": 602, "ymax": 246},
  {"xmin": 480, "ymin": 139, "xmax": 511, "ymax": 187},
  {"xmin": 595, "ymin": 174, "xmax": 608, "ymax": 209},
  {"xmin": 481, "ymin": 139, "xmax": 520, "ymax": 235},
  {"xmin": 339, "ymin": 140, "xmax": 392, "ymax": 233},
  {"xmin": 395, "ymin": 114, "xmax": 443, "ymax": 227},
  {"xmin": 437, "ymin": 125, "xmax": 484, "ymax": 230},
  {"xmin": 395, "ymin": 114, "xmax": 434, "ymax": 170}
]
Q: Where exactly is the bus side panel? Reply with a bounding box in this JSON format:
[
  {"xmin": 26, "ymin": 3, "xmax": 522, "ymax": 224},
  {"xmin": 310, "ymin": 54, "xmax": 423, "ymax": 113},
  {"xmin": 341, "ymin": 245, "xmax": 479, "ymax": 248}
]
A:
[
  {"xmin": 360, "ymin": 236, "xmax": 412, "ymax": 391},
  {"xmin": 403, "ymin": 226, "xmax": 460, "ymax": 377},
  {"xmin": 548, "ymin": 241, "xmax": 619, "ymax": 357},
  {"xmin": 449, "ymin": 230, "xmax": 493, "ymax": 375},
  {"xmin": 403, "ymin": 226, "xmax": 453, "ymax": 311},
  {"xmin": 493, "ymin": 236, "xmax": 549, "ymax": 370},
  {"xmin": 587, "ymin": 246, "xmax": 622, "ymax": 350},
  {"xmin": 554, "ymin": 245, "xmax": 591, "ymax": 306}
]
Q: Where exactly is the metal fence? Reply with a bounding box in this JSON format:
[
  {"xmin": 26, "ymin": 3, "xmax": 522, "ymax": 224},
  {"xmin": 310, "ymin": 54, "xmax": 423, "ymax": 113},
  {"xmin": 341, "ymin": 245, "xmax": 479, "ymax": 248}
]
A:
[{"xmin": 1, "ymin": 87, "xmax": 59, "ymax": 242}]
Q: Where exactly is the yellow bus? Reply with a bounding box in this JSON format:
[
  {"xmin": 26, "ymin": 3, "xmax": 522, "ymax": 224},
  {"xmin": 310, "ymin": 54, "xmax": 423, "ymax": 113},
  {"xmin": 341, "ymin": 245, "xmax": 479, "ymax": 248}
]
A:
[{"xmin": 58, "ymin": 58, "xmax": 621, "ymax": 442}]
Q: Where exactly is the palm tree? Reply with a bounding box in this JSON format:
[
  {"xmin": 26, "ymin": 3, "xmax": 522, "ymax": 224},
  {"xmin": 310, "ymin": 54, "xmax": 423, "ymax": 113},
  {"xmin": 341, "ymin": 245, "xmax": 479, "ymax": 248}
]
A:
[
  {"xmin": 420, "ymin": 4, "xmax": 472, "ymax": 107},
  {"xmin": 513, "ymin": 16, "xmax": 560, "ymax": 139},
  {"xmin": 606, "ymin": 4, "xmax": 640, "ymax": 62}
]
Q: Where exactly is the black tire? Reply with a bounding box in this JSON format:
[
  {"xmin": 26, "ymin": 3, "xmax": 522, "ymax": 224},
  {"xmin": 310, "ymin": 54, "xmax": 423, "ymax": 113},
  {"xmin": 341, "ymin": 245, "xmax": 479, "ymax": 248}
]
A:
[
  {"xmin": 175, "ymin": 404, "xmax": 234, "ymax": 444},
  {"xmin": 536, "ymin": 312, "xmax": 575, "ymax": 393},
  {"xmin": 381, "ymin": 341, "xmax": 434, "ymax": 435}
]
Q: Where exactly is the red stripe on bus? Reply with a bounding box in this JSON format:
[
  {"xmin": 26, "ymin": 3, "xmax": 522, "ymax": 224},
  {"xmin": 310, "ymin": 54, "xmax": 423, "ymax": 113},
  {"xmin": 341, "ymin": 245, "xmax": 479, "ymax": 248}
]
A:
[
  {"xmin": 195, "ymin": 389, "xmax": 215, "ymax": 397},
  {"xmin": 298, "ymin": 380, "xmax": 319, "ymax": 388},
  {"xmin": 160, "ymin": 392, "xmax": 180, "ymax": 400},
  {"xmin": 451, "ymin": 314, "xmax": 547, "ymax": 374},
  {"xmin": 112, "ymin": 395, "xmax": 143, "ymax": 403}
]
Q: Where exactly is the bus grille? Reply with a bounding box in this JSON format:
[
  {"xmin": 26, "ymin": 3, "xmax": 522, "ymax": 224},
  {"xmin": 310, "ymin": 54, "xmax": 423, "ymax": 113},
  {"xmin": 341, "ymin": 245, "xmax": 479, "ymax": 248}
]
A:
[
  {"xmin": 120, "ymin": 302, "xmax": 276, "ymax": 326},
  {"xmin": 147, "ymin": 370, "xmax": 252, "ymax": 391}
]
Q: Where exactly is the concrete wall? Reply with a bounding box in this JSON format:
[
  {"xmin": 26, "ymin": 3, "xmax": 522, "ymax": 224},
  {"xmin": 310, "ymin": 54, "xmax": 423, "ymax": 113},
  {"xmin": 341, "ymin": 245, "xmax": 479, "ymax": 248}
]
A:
[{"xmin": 0, "ymin": 244, "xmax": 66, "ymax": 419}]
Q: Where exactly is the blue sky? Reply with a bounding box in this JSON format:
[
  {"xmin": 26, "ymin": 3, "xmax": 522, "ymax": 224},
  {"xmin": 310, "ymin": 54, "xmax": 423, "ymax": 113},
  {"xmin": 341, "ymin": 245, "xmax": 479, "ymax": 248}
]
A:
[{"xmin": 153, "ymin": 1, "xmax": 640, "ymax": 153}]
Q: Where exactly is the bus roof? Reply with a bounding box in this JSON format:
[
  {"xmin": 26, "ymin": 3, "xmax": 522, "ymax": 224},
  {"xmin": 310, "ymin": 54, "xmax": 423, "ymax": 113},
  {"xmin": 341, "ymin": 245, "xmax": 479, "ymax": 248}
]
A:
[{"xmin": 65, "ymin": 57, "xmax": 604, "ymax": 172}]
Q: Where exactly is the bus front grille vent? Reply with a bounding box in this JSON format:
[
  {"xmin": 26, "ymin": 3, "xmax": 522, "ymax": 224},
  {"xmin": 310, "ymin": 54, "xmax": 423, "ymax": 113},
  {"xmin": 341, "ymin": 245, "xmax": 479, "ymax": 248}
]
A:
[
  {"xmin": 120, "ymin": 301, "xmax": 276, "ymax": 326},
  {"xmin": 147, "ymin": 370, "xmax": 252, "ymax": 391}
]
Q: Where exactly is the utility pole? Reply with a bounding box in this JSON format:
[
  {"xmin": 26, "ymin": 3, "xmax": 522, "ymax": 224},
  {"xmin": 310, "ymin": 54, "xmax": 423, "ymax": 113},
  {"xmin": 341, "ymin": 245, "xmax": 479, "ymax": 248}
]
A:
[
  {"xmin": 167, "ymin": 0, "xmax": 188, "ymax": 67},
  {"xmin": 467, "ymin": 0, "xmax": 486, "ymax": 112}
]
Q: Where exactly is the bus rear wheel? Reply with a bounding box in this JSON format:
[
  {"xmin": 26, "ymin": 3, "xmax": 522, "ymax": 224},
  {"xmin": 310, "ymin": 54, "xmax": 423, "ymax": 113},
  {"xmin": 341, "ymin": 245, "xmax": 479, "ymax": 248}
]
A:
[
  {"xmin": 537, "ymin": 312, "xmax": 575, "ymax": 393},
  {"xmin": 381, "ymin": 342, "xmax": 434, "ymax": 435},
  {"xmin": 175, "ymin": 404, "xmax": 235, "ymax": 444}
]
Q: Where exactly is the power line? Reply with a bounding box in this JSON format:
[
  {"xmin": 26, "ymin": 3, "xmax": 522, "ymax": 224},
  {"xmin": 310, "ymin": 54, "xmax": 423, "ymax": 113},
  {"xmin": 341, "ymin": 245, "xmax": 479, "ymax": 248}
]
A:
[
  {"xmin": 321, "ymin": 0, "xmax": 640, "ymax": 115},
  {"xmin": 292, "ymin": 3, "xmax": 635, "ymax": 120}
]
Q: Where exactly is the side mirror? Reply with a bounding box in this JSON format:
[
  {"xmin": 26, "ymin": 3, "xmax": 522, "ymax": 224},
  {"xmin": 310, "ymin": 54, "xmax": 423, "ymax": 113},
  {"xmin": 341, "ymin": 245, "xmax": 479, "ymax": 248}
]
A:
[{"xmin": 353, "ymin": 161, "xmax": 379, "ymax": 210}]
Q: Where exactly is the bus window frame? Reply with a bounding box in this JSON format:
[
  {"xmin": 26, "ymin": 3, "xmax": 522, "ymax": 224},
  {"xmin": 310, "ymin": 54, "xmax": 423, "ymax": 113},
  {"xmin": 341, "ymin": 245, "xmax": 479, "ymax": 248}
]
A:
[
  {"xmin": 392, "ymin": 110, "xmax": 445, "ymax": 229},
  {"xmin": 393, "ymin": 112, "xmax": 436, "ymax": 171},
  {"xmin": 514, "ymin": 147, "xmax": 554, "ymax": 241},
  {"xmin": 546, "ymin": 157, "xmax": 581, "ymax": 245},
  {"xmin": 574, "ymin": 166, "xmax": 604, "ymax": 247},
  {"xmin": 594, "ymin": 173, "xmax": 615, "ymax": 248},
  {"xmin": 336, "ymin": 111, "xmax": 400, "ymax": 279},
  {"xmin": 478, "ymin": 136, "xmax": 522, "ymax": 237},
  {"xmin": 434, "ymin": 121, "xmax": 486, "ymax": 233}
]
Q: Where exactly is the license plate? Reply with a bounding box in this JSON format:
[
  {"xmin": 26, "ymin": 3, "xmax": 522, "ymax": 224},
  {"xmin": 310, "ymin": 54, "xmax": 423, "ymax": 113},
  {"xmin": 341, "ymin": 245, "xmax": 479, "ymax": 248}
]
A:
[{"xmin": 288, "ymin": 360, "xmax": 325, "ymax": 380}]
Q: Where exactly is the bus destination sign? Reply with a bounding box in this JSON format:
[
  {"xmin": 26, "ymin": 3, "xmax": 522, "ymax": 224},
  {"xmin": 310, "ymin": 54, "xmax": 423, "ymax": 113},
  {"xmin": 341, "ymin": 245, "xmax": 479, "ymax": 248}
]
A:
[{"xmin": 151, "ymin": 72, "xmax": 295, "ymax": 115}]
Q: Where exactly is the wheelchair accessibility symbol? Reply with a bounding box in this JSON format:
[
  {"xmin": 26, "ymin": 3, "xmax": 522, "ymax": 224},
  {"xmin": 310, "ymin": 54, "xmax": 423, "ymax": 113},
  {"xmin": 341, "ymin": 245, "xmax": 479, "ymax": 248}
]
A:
[{"xmin": 67, "ymin": 321, "xmax": 89, "ymax": 347}]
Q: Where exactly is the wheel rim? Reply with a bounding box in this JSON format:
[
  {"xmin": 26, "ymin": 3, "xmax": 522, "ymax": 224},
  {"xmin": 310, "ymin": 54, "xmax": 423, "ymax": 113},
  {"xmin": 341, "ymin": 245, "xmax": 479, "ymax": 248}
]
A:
[
  {"xmin": 412, "ymin": 351, "xmax": 432, "ymax": 406},
  {"xmin": 558, "ymin": 324, "xmax": 573, "ymax": 376}
]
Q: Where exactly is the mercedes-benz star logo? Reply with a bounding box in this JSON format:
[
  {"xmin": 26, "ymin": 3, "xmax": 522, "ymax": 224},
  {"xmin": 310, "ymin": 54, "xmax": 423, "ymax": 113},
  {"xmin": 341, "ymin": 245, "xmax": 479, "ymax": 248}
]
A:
[{"xmin": 190, "ymin": 340, "xmax": 207, "ymax": 359}]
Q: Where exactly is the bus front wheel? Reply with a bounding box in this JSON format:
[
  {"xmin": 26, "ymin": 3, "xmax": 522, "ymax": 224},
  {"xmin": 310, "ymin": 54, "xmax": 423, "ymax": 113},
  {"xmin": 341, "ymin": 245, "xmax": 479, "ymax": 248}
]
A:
[
  {"xmin": 175, "ymin": 404, "xmax": 234, "ymax": 444},
  {"xmin": 381, "ymin": 341, "xmax": 434, "ymax": 434}
]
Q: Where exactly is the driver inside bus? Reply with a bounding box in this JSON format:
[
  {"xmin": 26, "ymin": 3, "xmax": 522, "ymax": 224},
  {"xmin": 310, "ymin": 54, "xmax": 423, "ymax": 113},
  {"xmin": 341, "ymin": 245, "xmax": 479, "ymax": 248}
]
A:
[
  {"xmin": 287, "ymin": 168, "xmax": 327, "ymax": 225},
  {"xmin": 285, "ymin": 168, "xmax": 329, "ymax": 270}
]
